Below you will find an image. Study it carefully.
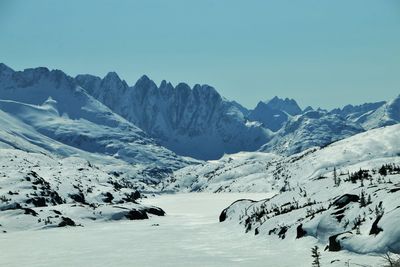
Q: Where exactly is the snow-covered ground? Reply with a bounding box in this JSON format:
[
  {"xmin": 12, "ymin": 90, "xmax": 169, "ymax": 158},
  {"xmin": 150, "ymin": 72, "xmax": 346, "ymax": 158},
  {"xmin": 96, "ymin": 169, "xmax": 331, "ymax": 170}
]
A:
[{"xmin": 0, "ymin": 193, "xmax": 382, "ymax": 267}]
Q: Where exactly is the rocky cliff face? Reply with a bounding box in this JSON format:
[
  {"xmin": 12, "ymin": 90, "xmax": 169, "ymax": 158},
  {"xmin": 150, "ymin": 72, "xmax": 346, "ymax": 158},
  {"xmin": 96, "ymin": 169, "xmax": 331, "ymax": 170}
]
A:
[
  {"xmin": 3, "ymin": 63, "xmax": 398, "ymax": 161},
  {"xmin": 76, "ymin": 73, "xmax": 271, "ymax": 160},
  {"xmin": 0, "ymin": 64, "xmax": 190, "ymax": 171}
]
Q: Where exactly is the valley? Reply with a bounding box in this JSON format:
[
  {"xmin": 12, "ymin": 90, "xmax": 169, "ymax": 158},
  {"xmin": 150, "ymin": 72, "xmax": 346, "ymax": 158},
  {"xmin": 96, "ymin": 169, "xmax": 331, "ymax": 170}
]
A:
[
  {"xmin": 0, "ymin": 193, "xmax": 382, "ymax": 267},
  {"xmin": 0, "ymin": 63, "xmax": 399, "ymax": 266}
]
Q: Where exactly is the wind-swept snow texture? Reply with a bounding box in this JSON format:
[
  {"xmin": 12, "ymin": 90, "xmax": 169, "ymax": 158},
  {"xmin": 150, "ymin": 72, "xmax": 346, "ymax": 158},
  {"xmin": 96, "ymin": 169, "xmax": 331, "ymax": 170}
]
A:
[{"xmin": 0, "ymin": 193, "xmax": 382, "ymax": 267}]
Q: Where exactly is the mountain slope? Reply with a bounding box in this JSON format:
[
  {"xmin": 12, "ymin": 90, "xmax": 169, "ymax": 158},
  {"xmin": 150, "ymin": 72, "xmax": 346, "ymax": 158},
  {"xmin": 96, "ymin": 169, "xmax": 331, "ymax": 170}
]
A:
[
  {"xmin": 248, "ymin": 101, "xmax": 289, "ymax": 132},
  {"xmin": 167, "ymin": 124, "xmax": 400, "ymax": 254},
  {"xmin": 3, "ymin": 63, "xmax": 398, "ymax": 161},
  {"xmin": 0, "ymin": 64, "xmax": 192, "ymax": 173},
  {"xmin": 260, "ymin": 110, "xmax": 364, "ymax": 155},
  {"xmin": 76, "ymin": 73, "xmax": 271, "ymax": 160},
  {"xmin": 0, "ymin": 148, "xmax": 166, "ymax": 232},
  {"xmin": 360, "ymin": 95, "xmax": 400, "ymax": 129}
]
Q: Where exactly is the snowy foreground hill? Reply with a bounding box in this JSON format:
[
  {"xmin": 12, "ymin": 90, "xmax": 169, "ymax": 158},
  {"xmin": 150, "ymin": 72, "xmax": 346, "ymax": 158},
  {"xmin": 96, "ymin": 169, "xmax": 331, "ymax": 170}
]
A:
[
  {"xmin": 1, "ymin": 63, "xmax": 400, "ymax": 265},
  {"xmin": 167, "ymin": 124, "xmax": 400, "ymax": 255},
  {"xmin": 0, "ymin": 64, "xmax": 195, "ymax": 231},
  {"xmin": 0, "ymin": 148, "xmax": 167, "ymax": 232}
]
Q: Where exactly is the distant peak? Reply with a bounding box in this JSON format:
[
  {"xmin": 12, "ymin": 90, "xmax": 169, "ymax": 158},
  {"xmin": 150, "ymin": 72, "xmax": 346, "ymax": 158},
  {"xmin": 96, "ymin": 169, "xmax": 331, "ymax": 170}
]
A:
[
  {"xmin": 388, "ymin": 94, "xmax": 400, "ymax": 106},
  {"xmin": 175, "ymin": 82, "xmax": 191, "ymax": 92},
  {"xmin": 134, "ymin": 74, "xmax": 157, "ymax": 89},
  {"xmin": 0, "ymin": 63, "xmax": 14, "ymax": 75},
  {"xmin": 138, "ymin": 74, "xmax": 151, "ymax": 83},
  {"xmin": 159, "ymin": 80, "xmax": 174, "ymax": 90},
  {"xmin": 31, "ymin": 66, "xmax": 50, "ymax": 72},
  {"xmin": 0, "ymin": 63, "xmax": 13, "ymax": 71},
  {"xmin": 268, "ymin": 96, "xmax": 295, "ymax": 104},
  {"xmin": 265, "ymin": 96, "xmax": 302, "ymax": 116},
  {"xmin": 103, "ymin": 71, "xmax": 121, "ymax": 81},
  {"xmin": 193, "ymin": 84, "xmax": 218, "ymax": 93},
  {"xmin": 303, "ymin": 106, "xmax": 314, "ymax": 112}
]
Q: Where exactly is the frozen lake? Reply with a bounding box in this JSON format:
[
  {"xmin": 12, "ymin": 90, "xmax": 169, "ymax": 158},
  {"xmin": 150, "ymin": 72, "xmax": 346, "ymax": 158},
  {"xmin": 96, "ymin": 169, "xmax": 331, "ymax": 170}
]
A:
[{"xmin": 0, "ymin": 193, "xmax": 380, "ymax": 267}]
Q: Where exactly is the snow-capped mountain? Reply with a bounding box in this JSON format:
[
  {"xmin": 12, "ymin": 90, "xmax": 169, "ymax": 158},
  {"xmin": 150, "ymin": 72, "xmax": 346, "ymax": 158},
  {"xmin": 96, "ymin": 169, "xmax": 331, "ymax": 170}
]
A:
[
  {"xmin": 166, "ymin": 124, "xmax": 400, "ymax": 254},
  {"xmin": 247, "ymin": 97, "xmax": 302, "ymax": 132},
  {"xmin": 76, "ymin": 73, "xmax": 271, "ymax": 160},
  {"xmin": 77, "ymin": 70, "xmax": 383, "ymax": 160},
  {"xmin": 0, "ymin": 64, "xmax": 197, "ymax": 232},
  {"xmin": 2, "ymin": 63, "xmax": 399, "ymax": 162},
  {"xmin": 260, "ymin": 110, "xmax": 364, "ymax": 155},
  {"xmin": 0, "ymin": 64, "xmax": 191, "ymax": 173},
  {"xmin": 329, "ymin": 101, "xmax": 386, "ymax": 122},
  {"xmin": 358, "ymin": 95, "xmax": 400, "ymax": 130}
]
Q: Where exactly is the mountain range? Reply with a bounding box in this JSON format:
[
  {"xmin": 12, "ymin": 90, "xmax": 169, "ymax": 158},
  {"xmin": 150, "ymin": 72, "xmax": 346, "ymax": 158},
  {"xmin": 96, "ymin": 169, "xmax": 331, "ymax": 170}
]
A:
[
  {"xmin": 1, "ymin": 63, "xmax": 400, "ymax": 256},
  {"xmin": 1, "ymin": 63, "xmax": 400, "ymax": 161}
]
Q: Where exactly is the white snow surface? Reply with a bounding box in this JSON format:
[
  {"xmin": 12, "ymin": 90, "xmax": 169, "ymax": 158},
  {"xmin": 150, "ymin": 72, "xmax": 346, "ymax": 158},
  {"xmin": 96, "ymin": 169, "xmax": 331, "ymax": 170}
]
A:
[
  {"xmin": 0, "ymin": 148, "xmax": 168, "ymax": 232},
  {"xmin": 0, "ymin": 193, "xmax": 382, "ymax": 267},
  {"xmin": 0, "ymin": 65, "xmax": 193, "ymax": 171},
  {"xmin": 167, "ymin": 124, "xmax": 400, "ymax": 255}
]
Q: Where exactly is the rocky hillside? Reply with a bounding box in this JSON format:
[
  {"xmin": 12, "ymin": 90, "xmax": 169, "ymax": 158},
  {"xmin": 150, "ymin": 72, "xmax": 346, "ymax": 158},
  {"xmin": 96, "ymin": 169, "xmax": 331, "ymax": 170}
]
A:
[
  {"xmin": 167, "ymin": 124, "xmax": 400, "ymax": 254},
  {"xmin": 0, "ymin": 148, "xmax": 166, "ymax": 232}
]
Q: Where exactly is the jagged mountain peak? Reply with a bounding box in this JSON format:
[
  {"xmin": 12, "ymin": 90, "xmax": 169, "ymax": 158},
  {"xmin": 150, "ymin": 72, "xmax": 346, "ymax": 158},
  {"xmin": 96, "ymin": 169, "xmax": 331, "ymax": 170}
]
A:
[
  {"xmin": 103, "ymin": 71, "xmax": 121, "ymax": 81},
  {"xmin": 101, "ymin": 71, "xmax": 128, "ymax": 91},
  {"xmin": 134, "ymin": 74, "xmax": 157, "ymax": 89},
  {"xmin": 0, "ymin": 63, "xmax": 14, "ymax": 74},
  {"xmin": 159, "ymin": 80, "xmax": 174, "ymax": 89},
  {"xmin": 3, "ymin": 63, "xmax": 398, "ymax": 161},
  {"xmin": 192, "ymin": 84, "xmax": 221, "ymax": 99},
  {"xmin": 175, "ymin": 82, "xmax": 191, "ymax": 92},
  {"xmin": 265, "ymin": 96, "xmax": 302, "ymax": 116},
  {"xmin": 247, "ymin": 98, "xmax": 303, "ymax": 132},
  {"xmin": 303, "ymin": 106, "xmax": 314, "ymax": 112},
  {"xmin": 75, "ymin": 70, "xmax": 269, "ymax": 159}
]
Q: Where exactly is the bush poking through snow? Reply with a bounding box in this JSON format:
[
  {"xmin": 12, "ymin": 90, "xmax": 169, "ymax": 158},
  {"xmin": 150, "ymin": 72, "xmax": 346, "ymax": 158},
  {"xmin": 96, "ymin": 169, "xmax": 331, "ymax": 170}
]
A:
[{"xmin": 311, "ymin": 246, "xmax": 321, "ymax": 267}]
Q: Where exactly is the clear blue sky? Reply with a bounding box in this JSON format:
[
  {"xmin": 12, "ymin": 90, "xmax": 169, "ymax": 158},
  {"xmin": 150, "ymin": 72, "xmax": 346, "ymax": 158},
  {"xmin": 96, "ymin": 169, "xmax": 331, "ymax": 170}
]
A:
[{"xmin": 1, "ymin": 0, "xmax": 399, "ymax": 109}]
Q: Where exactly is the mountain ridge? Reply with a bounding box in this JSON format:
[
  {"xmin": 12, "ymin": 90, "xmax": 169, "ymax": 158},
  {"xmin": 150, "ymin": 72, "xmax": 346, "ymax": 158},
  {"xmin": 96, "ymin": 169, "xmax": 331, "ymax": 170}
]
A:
[{"xmin": 2, "ymin": 63, "xmax": 399, "ymax": 160}]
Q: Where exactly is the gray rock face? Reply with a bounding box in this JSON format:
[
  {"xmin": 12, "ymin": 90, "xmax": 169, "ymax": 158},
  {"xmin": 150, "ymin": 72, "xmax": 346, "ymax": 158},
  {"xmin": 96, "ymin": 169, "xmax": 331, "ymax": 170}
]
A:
[
  {"xmin": 0, "ymin": 64, "xmax": 189, "ymax": 170},
  {"xmin": 3, "ymin": 63, "xmax": 399, "ymax": 160},
  {"xmin": 76, "ymin": 74, "xmax": 270, "ymax": 160}
]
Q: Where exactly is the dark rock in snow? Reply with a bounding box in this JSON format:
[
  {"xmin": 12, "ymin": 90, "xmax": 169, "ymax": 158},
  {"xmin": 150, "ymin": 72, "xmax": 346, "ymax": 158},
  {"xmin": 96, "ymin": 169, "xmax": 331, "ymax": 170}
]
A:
[
  {"xmin": 369, "ymin": 215, "xmax": 383, "ymax": 235},
  {"xmin": 332, "ymin": 194, "xmax": 359, "ymax": 209},
  {"xmin": 69, "ymin": 192, "xmax": 86, "ymax": 205},
  {"xmin": 328, "ymin": 234, "xmax": 342, "ymax": 252},
  {"xmin": 26, "ymin": 197, "xmax": 46, "ymax": 207},
  {"xmin": 296, "ymin": 224, "xmax": 307, "ymax": 239},
  {"xmin": 58, "ymin": 217, "xmax": 76, "ymax": 227},
  {"xmin": 146, "ymin": 207, "xmax": 165, "ymax": 216},
  {"xmin": 23, "ymin": 208, "xmax": 38, "ymax": 216},
  {"xmin": 219, "ymin": 208, "xmax": 227, "ymax": 222},
  {"xmin": 328, "ymin": 232, "xmax": 351, "ymax": 252},
  {"xmin": 125, "ymin": 209, "xmax": 149, "ymax": 220},
  {"xmin": 103, "ymin": 192, "xmax": 114, "ymax": 203}
]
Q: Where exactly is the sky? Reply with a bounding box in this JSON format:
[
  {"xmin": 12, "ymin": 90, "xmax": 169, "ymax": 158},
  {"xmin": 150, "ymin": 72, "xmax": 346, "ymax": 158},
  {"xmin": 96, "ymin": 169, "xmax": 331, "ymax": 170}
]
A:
[{"xmin": 0, "ymin": 0, "xmax": 399, "ymax": 110}]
